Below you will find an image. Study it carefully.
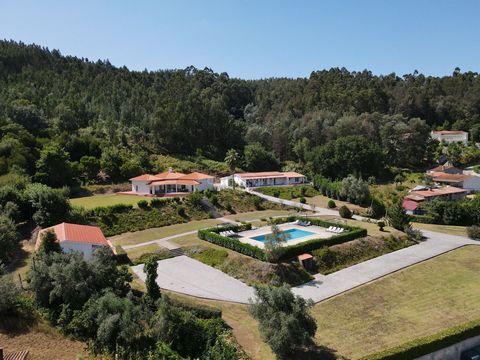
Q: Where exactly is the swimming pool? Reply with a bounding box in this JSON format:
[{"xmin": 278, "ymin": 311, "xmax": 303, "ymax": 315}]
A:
[{"xmin": 251, "ymin": 228, "xmax": 315, "ymax": 242}]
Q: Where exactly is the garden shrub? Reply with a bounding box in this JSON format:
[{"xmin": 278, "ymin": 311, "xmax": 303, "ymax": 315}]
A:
[
  {"xmin": 410, "ymin": 215, "xmax": 436, "ymax": 224},
  {"xmin": 377, "ymin": 221, "xmax": 385, "ymax": 231},
  {"xmin": 177, "ymin": 206, "xmax": 186, "ymax": 217},
  {"xmin": 339, "ymin": 205, "xmax": 352, "ymax": 219},
  {"xmin": 150, "ymin": 197, "xmax": 172, "ymax": 208},
  {"xmin": 192, "ymin": 248, "xmax": 228, "ymax": 267},
  {"xmin": 137, "ymin": 199, "xmax": 149, "ymax": 210},
  {"xmin": 467, "ymin": 225, "xmax": 480, "ymax": 240},
  {"xmin": 299, "ymin": 196, "xmax": 306, "ymax": 204},
  {"xmin": 132, "ymin": 251, "xmax": 174, "ymax": 265},
  {"xmin": 362, "ymin": 318, "xmax": 480, "ymax": 360},
  {"xmin": 327, "ymin": 199, "xmax": 336, "ymax": 208}
]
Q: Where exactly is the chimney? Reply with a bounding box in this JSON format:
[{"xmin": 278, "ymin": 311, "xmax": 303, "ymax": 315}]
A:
[{"xmin": 168, "ymin": 167, "xmax": 173, "ymax": 173}]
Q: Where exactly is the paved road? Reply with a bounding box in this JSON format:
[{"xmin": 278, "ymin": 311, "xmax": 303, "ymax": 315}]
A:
[
  {"xmin": 132, "ymin": 256, "xmax": 255, "ymax": 303},
  {"xmin": 292, "ymin": 230, "xmax": 478, "ymax": 302},
  {"xmin": 132, "ymin": 228, "xmax": 478, "ymax": 304}
]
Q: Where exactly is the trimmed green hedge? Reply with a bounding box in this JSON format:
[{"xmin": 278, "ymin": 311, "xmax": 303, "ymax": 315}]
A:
[
  {"xmin": 271, "ymin": 217, "xmax": 367, "ymax": 260},
  {"xmin": 198, "ymin": 223, "xmax": 267, "ymax": 260},
  {"xmin": 362, "ymin": 319, "xmax": 480, "ymax": 360},
  {"xmin": 198, "ymin": 217, "xmax": 367, "ymax": 262},
  {"xmin": 410, "ymin": 214, "xmax": 437, "ymax": 224}
]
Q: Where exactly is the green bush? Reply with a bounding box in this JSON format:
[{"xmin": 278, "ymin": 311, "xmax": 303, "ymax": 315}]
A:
[
  {"xmin": 192, "ymin": 248, "xmax": 228, "ymax": 267},
  {"xmin": 137, "ymin": 199, "xmax": 149, "ymax": 210},
  {"xmin": 150, "ymin": 197, "xmax": 172, "ymax": 208},
  {"xmin": 362, "ymin": 318, "xmax": 480, "ymax": 360},
  {"xmin": 169, "ymin": 297, "xmax": 222, "ymax": 319},
  {"xmin": 327, "ymin": 199, "xmax": 336, "ymax": 208},
  {"xmin": 177, "ymin": 206, "xmax": 186, "ymax": 217},
  {"xmin": 299, "ymin": 197, "xmax": 306, "ymax": 204},
  {"xmin": 132, "ymin": 251, "xmax": 174, "ymax": 265},
  {"xmin": 339, "ymin": 205, "xmax": 352, "ymax": 219},
  {"xmin": 197, "ymin": 224, "xmax": 267, "ymax": 260},
  {"xmin": 467, "ymin": 225, "xmax": 480, "ymax": 240},
  {"xmin": 411, "ymin": 214, "xmax": 436, "ymax": 224},
  {"xmin": 377, "ymin": 221, "xmax": 385, "ymax": 231}
]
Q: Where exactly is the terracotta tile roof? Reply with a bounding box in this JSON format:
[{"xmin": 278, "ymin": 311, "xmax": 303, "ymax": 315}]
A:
[
  {"xmin": 4, "ymin": 350, "xmax": 29, "ymax": 360},
  {"xmin": 409, "ymin": 186, "xmax": 467, "ymax": 199},
  {"xmin": 154, "ymin": 171, "xmax": 186, "ymax": 180},
  {"xmin": 432, "ymin": 130, "xmax": 467, "ymax": 135},
  {"xmin": 129, "ymin": 174, "xmax": 160, "ymax": 181},
  {"xmin": 283, "ymin": 172, "xmax": 306, "ymax": 178},
  {"xmin": 298, "ymin": 253, "xmax": 313, "ymax": 261},
  {"xmin": 150, "ymin": 179, "xmax": 200, "ymax": 186},
  {"xmin": 179, "ymin": 172, "xmax": 215, "ymax": 180},
  {"xmin": 402, "ymin": 199, "xmax": 420, "ymax": 211},
  {"xmin": 36, "ymin": 223, "xmax": 110, "ymax": 250},
  {"xmin": 405, "ymin": 194, "xmax": 425, "ymax": 201},
  {"xmin": 430, "ymin": 172, "xmax": 471, "ymax": 182},
  {"xmin": 237, "ymin": 171, "xmax": 305, "ymax": 179},
  {"xmin": 429, "ymin": 165, "xmax": 457, "ymax": 172}
]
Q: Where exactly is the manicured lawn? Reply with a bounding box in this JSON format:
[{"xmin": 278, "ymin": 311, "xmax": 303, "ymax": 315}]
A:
[
  {"xmin": 412, "ymin": 222, "xmax": 469, "ymax": 237},
  {"xmin": 124, "ymin": 243, "xmax": 162, "ymax": 260},
  {"xmin": 71, "ymin": 194, "xmax": 143, "ymax": 209},
  {"xmin": 109, "ymin": 219, "xmax": 222, "ymax": 246},
  {"xmin": 294, "ymin": 195, "xmax": 365, "ymax": 212},
  {"xmin": 225, "ymin": 209, "xmax": 298, "ymax": 222},
  {"xmin": 312, "ymin": 246, "xmax": 480, "ymax": 359}
]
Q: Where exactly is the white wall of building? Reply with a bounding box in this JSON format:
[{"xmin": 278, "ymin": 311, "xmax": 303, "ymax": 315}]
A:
[
  {"xmin": 131, "ymin": 180, "xmax": 151, "ymax": 194},
  {"xmin": 463, "ymin": 176, "xmax": 480, "ymax": 192},
  {"xmin": 197, "ymin": 178, "xmax": 214, "ymax": 191},
  {"xmin": 60, "ymin": 241, "xmax": 99, "ymax": 260},
  {"xmin": 431, "ymin": 132, "xmax": 468, "ymax": 145}
]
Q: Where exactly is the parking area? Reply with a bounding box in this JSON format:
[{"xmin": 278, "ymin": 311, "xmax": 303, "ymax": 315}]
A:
[{"xmin": 132, "ymin": 255, "xmax": 256, "ymax": 303}]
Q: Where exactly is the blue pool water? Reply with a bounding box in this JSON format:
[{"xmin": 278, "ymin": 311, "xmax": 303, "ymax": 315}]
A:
[{"xmin": 251, "ymin": 228, "xmax": 314, "ymax": 242}]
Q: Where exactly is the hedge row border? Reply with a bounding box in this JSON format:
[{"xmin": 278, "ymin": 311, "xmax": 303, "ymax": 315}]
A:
[
  {"xmin": 362, "ymin": 318, "xmax": 480, "ymax": 360},
  {"xmin": 197, "ymin": 216, "xmax": 367, "ymax": 262}
]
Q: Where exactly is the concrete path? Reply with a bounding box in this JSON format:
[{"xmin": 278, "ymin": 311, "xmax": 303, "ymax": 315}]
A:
[
  {"xmin": 292, "ymin": 230, "xmax": 478, "ymax": 302},
  {"xmin": 132, "ymin": 255, "xmax": 255, "ymax": 303},
  {"xmin": 131, "ymin": 228, "xmax": 478, "ymax": 304}
]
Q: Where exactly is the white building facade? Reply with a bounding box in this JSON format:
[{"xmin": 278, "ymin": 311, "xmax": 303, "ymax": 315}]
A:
[
  {"xmin": 431, "ymin": 130, "xmax": 468, "ymax": 145},
  {"xmin": 220, "ymin": 171, "xmax": 307, "ymax": 188}
]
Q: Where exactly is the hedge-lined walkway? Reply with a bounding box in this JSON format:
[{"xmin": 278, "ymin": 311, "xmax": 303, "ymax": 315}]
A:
[{"xmin": 132, "ymin": 229, "xmax": 478, "ymax": 304}]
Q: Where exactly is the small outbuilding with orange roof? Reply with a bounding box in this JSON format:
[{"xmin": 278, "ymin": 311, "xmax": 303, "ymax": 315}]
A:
[{"xmin": 36, "ymin": 222, "xmax": 115, "ymax": 260}]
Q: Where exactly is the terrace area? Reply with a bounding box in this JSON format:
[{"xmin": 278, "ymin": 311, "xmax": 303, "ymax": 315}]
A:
[{"xmin": 237, "ymin": 222, "xmax": 332, "ymax": 248}]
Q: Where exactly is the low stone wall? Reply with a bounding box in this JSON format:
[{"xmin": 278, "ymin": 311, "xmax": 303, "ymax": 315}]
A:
[{"xmin": 416, "ymin": 335, "xmax": 480, "ymax": 360}]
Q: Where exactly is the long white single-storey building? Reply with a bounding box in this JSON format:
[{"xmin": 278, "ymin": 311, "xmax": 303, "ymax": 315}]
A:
[
  {"xmin": 431, "ymin": 130, "xmax": 468, "ymax": 145},
  {"xmin": 36, "ymin": 222, "xmax": 115, "ymax": 260},
  {"xmin": 129, "ymin": 169, "xmax": 215, "ymax": 195},
  {"xmin": 220, "ymin": 171, "xmax": 306, "ymax": 188}
]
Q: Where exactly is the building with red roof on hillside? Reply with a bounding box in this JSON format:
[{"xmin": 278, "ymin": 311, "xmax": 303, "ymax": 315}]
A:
[{"xmin": 36, "ymin": 222, "xmax": 115, "ymax": 260}]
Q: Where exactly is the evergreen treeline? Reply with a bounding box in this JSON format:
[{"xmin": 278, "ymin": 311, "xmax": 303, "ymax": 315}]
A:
[{"xmin": 1, "ymin": 40, "xmax": 480, "ymax": 186}]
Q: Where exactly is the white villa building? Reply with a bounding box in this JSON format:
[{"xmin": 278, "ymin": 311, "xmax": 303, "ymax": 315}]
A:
[
  {"xmin": 36, "ymin": 223, "xmax": 115, "ymax": 260},
  {"xmin": 220, "ymin": 171, "xmax": 306, "ymax": 188},
  {"xmin": 129, "ymin": 169, "xmax": 215, "ymax": 195},
  {"xmin": 431, "ymin": 130, "xmax": 468, "ymax": 145}
]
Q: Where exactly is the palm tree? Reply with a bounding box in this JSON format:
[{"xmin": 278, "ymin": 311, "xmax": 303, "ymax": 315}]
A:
[{"xmin": 224, "ymin": 149, "xmax": 239, "ymax": 189}]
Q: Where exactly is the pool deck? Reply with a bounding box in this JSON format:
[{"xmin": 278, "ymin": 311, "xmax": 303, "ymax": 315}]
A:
[{"xmin": 237, "ymin": 223, "xmax": 331, "ymax": 248}]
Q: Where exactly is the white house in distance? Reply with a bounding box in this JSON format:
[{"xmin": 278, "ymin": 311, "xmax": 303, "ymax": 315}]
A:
[
  {"xmin": 431, "ymin": 130, "xmax": 468, "ymax": 145},
  {"xmin": 36, "ymin": 222, "xmax": 115, "ymax": 260},
  {"xmin": 129, "ymin": 169, "xmax": 215, "ymax": 196},
  {"xmin": 220, "ymin": 171, "xmax": 306, "ymax": 188}
]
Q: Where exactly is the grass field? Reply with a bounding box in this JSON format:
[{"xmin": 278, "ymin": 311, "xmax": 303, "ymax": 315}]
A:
[
  {"xmin": 412, "ymin": 222, "xmax": 469, "ymax": 237},
  {"xmin": 225, "ymin": 209, "xmax": 299, "ymax": 222},
  {"xmin": 294, "ymin": 195, "xmax": 365, "ymax": 212},
  {"xmin": 71, "ymin": 193, "xmax": 144, "ymax": 209},
  {"xmin": 312, "ymin": 245, "xmax": 480, "ymax": 359},
  {"xmin": 124, "ymin": 243, "xmax": 162, "ymax": 260},
  {"xmin": 109, "ymin": 219, "xmax": 222, "ymax": 246},
  {"xmin": 0, "ymin": 319, "xmax": 88, "ymax": 360}
]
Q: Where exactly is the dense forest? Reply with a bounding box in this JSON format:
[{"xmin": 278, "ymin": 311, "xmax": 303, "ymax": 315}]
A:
[{"xmin": 1, "ymin": 40, "xmax": 480, "ymax": 187}]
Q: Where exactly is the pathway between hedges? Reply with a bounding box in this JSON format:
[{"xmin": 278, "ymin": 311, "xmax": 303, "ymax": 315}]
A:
[{"xmin": 131, "ymin": 227, "xmax": 478, "ymax": 304}]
